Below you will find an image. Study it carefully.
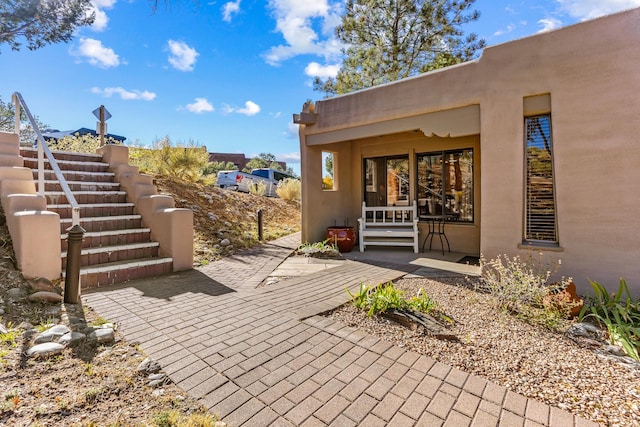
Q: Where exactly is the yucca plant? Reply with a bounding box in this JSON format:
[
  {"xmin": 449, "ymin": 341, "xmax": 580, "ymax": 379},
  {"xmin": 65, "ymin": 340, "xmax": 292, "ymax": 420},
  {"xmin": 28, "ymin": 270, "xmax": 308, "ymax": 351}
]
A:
[{"xmin": 579, "ymin": 278, "xmax": 640, "ymax": 361}]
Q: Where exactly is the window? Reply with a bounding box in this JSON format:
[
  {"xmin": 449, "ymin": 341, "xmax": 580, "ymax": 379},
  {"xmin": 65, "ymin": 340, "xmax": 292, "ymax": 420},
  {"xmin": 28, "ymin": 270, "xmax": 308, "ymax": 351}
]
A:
[
  {"xmin": 363, "ymin": 156, "xmax": 409, "ymax": 207},
  {"xmin": 322, "ymin": 151, "xmax": 335, "ymax": 190},
  {"xmin": 524, "ymin": 114, "xmax": 557, "ymax": 243},
  {"xmin": 273, "ymin": 171, "xmax": 288, "ymax": 182},
  {"xmin": 416, "ymin": 149, "xmax": 473, "ymax": 222}
]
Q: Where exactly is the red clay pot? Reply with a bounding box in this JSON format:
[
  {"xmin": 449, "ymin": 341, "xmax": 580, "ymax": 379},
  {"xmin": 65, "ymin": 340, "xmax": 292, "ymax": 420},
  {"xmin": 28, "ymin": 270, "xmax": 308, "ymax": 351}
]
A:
[{"xmin": 326, "ymin": 226, "xmax": 356, "ymax": 253}]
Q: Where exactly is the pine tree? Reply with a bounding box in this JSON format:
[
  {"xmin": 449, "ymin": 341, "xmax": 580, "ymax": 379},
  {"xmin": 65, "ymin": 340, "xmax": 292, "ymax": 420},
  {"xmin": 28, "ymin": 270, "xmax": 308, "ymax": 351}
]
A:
[{"xmin": 315, "ymin": 0, "xmax": 485, "ymax": 95}]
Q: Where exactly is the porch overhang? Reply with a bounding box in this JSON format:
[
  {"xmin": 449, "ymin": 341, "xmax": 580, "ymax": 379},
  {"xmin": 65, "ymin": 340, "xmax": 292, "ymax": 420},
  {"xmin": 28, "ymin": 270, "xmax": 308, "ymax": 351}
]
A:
[{"xmin": 305, "ymin": 104, "xmax": 480, "ymax": 146}]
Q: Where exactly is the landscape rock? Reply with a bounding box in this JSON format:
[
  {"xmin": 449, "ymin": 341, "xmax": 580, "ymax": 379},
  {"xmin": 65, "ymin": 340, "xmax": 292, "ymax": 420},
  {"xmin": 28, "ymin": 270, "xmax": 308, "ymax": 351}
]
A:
[
  {"xmin": 19, "ymin": 321, "xmax": 33, "ymax": 330},
  {"xmin": 58, "ymin": 331, "xmax": 87, "ymax": 347},
  {"xmin": 6, "ymin": 287, "xmax": 27, "ymax": 300},
  {"xmin": 89, "ymin": 328, "xmax": 115, "ymax": 343},
  {"xmin": 566, "ymin": 322, "xmax": 603, "ymax": 339},
  {"xmin": 220, "ymin": 238, "xmax": 231, "ymax": 247},
  {"xmin": 147, "ymin": 373, "xmax": 170, "ymax": 387},
  {"xmin": 137, "ymin": 357, "xmax": 161, "ymax": 374},
  {"xmin": 0, "ymin": 323, "xmax": 7, "ymax": 334},
  {"xmin": 28, "ymin": 291, "xmax": 63, "ymax": 304},
  {"xmin": 27, "ymin": 277, "xmax": 55, "ymax": 292},
  {"xmin": 34, "ymin": 325, "xmax": 71, "ymax": 344},
  {"xmin": 603, "ymin": 345, "xmax": 626, "ymax": 356},
  {"xmin": 27, "ymin": 342, "xmax": 65, "ymax": 358}
]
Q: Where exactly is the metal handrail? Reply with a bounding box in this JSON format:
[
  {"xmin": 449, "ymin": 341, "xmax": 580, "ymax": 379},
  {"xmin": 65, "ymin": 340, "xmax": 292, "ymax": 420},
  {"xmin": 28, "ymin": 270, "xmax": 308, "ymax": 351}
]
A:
[{"xmin": 11, "ymin": 92, "xmax": 81, "ymax": 226}]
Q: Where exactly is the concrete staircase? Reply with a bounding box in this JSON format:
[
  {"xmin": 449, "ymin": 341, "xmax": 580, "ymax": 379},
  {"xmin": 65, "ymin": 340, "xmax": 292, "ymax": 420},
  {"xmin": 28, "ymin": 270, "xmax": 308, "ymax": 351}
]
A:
[{"xmin": 20, "ymin": 147, "xmax": 174, "ymax": 287}]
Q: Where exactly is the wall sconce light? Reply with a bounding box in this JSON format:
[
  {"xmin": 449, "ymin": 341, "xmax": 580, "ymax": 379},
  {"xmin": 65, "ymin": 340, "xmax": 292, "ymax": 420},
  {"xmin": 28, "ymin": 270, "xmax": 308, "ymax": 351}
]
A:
[{"xmin": 293, "ymin": 112, "xmax": 317, "ymax": 125}]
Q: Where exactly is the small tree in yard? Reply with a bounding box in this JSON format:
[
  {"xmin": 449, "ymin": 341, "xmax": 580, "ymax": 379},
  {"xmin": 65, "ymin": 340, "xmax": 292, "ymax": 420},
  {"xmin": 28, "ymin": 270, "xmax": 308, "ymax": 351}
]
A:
[
  {"xmin": 0, "ymin": 95, "xmax": 48, "ymax": 144},
  {"xmin": 243, "ymin": 152, "xmax": 298, "ymax": 177},
  {"xmin": 203, "ymin": 161, "xmax": 237, "ymax": 176}
]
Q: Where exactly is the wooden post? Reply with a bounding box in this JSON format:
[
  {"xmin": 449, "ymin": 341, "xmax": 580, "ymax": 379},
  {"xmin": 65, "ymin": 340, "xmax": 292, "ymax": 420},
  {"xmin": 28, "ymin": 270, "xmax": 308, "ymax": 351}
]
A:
[
  {"xmin": 99, "ymin": 105, "xmax": 105, "ymax": 147},
  {"xmin": 257, "ymin": 209, "xmax": 264, "ymax": 241}
]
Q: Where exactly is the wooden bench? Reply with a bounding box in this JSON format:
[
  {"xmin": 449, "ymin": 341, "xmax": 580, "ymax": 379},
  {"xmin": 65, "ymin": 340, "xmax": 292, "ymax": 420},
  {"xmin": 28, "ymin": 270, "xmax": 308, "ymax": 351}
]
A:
[{"xmin": 357, "ymin": 202, "xmax": 419, "ymax": 253}]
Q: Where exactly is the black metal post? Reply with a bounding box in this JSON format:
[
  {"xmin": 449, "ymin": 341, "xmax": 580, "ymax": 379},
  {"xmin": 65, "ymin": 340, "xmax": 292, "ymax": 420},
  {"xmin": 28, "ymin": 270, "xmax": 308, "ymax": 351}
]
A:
[
  {"xmin": 257, "ymin": 209, "xmax": 264, "ymax": 241},
  {"xmin": 64, "ymin": 224, "xmax": 85, "ymax": 304}
]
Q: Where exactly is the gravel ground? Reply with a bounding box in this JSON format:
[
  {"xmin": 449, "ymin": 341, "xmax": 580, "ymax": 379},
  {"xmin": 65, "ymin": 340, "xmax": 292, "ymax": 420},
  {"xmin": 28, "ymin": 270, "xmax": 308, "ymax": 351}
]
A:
[{"xmin": 327, "ymin": 277, "xmax": 640, "ymax": 427}]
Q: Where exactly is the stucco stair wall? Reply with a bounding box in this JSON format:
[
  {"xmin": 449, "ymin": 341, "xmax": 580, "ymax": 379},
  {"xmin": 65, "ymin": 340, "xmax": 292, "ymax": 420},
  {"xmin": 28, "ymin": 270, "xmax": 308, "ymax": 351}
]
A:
[{"xmin": 17, "ymin": 146, "xmax": 192, "ymax": 288}]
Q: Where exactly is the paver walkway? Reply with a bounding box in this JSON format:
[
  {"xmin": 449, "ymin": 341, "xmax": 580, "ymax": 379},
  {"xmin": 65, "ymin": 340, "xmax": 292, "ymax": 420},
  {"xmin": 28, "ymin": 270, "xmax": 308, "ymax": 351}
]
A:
[{"xmin": 83, "ymin": 233, "xmax": 597, "ymax": 426}]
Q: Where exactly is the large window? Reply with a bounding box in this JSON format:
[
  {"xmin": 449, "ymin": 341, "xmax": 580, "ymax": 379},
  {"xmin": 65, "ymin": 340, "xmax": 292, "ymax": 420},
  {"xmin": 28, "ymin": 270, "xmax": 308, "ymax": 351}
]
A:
[
  {"xmin": 363, "ymin": 156, "xmax": 409, "ymax": 207},
  {"xmin": 524, "ymin": 114, "xmax": 557, "ymax": 243},
  {"xmin": 416, "ymin": 149, "xmax": 474, "ymax": 222}
]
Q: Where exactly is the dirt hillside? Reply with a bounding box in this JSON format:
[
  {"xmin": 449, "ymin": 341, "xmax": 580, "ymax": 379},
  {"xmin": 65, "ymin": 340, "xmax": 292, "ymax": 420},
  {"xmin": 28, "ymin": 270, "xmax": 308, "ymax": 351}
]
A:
[{"xmin": 154, "ymin": 178, "xmax": 301, "ymax": 266}]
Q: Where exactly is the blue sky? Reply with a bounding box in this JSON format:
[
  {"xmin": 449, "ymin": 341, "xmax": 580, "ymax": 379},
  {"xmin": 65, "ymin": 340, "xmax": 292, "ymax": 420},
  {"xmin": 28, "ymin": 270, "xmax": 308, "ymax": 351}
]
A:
[{"xmin": 2, "ymin": 0, "xmax": 639, "ymax": 176}]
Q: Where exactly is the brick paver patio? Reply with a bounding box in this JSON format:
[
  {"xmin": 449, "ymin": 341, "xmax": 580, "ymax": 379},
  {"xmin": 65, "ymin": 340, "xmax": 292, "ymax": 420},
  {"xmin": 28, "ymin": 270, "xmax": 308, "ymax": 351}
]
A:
[{"xmin": 82, "ymin": 233, "xmax": 597, "ymax": 426}]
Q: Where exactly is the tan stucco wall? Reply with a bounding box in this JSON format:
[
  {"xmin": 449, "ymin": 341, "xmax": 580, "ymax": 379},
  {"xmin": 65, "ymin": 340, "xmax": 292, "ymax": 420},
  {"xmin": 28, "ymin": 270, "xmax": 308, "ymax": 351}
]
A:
[{"xmin": 298, "ymin": 8, "xmax": 640, "ymax": 294}]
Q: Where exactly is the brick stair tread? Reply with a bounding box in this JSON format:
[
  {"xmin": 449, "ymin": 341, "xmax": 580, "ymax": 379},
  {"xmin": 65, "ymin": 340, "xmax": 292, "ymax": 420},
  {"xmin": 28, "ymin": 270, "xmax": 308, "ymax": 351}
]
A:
[
  {"xmin": 48, "ymin": 202, "xmax": 135, "ymax": 209},
  {"xmin": 43, "ymin": 179, "xmax": 119, "ymax": 187},
  {"xmin": 62, "ymin": 257, "xmax": 173, "ymax": 276},
  {"xmin": 33, "ymin": 170, "xmax": 115, "ymax": 177},
  {"xmin": 24, "ymin": 158, "xmax": 108, "ymax": 168},
  {"xmin": 20, "ymin": 147, "xmax": 102, "ymax": 160},
  {"xmin": 46, "ymin": 190, "xmax": 126, "ymax": 196},
  {"xmin": 61, "ymin": 241, "xmax": 160, "ymax": 258},
  {"xmin": 60, "ymin": 214, "xmax": 141, "ymax": 224},
  {"xmin": 60, "ymin": 227, "xmax": 151, "ymax": 239}
]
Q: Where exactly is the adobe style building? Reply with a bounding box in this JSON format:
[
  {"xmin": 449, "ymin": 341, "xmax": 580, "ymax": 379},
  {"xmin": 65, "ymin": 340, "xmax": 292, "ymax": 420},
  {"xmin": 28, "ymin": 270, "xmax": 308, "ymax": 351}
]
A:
[{"xmin": 296, "ymin": 8, "xmax": 640, "ymax": 295}]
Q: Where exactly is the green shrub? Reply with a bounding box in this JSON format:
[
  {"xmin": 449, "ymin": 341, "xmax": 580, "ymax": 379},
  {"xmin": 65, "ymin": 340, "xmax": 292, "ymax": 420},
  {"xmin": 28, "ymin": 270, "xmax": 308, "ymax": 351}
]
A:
[
  {"xmin": 479, "ymin": 253, "xmax": 574, "ymax": 330},
  {"xmin": 249, "ymin": 180, "xmax": 266, "ymax": 196},
  {"xmin": 276, "ymin": 178, "xmax": 301, "ymax": 201},
  {"xmin": 128, "ymin": 136, "xmax": 209, "ymax": 183},
  {"xmin": 347, "ymin": 281, "xmax": 437, "ymax": 317},
  {"xmin": 47, "ymin": 133, "xmax": 119, "ymax": 153},
  {"xmin": 579, "ymin": 278, "xmax": 640, "ymax": 360},
  {"xmin": 296, "ymin": 240, "xmax": 339, "ymax": 257}
]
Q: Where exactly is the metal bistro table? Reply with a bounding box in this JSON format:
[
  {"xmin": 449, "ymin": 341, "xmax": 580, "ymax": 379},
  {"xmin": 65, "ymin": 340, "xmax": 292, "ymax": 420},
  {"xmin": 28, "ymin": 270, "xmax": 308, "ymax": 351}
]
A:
[{"xmin": 421, "ymin": 215, "xmax": 452, "ymax": 255}]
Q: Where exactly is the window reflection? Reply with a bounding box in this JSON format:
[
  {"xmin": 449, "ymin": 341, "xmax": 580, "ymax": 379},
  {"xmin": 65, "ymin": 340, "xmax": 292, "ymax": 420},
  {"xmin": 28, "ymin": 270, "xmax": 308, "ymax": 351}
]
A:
[
  {"xmin": 363, "ymin": 156, "xmax": 409, "ymax": 207},
  {"xmin": 417, "ymin": 149, "xmax": 473, "ymax": 222}
]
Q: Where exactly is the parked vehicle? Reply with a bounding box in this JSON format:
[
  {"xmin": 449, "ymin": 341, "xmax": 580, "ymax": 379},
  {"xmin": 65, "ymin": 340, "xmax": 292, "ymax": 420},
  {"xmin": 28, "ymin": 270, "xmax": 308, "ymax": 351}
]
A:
[{"xmin": 215, "ymin": 168, "xmax": 294, "ymax": 197}]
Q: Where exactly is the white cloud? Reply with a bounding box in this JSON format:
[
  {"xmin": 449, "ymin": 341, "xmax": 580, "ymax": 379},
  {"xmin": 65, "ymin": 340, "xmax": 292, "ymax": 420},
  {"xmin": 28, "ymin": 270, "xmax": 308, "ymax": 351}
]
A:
[
  {"xmin": 184, "ymin": 98, "xmax": 214, "ymax": 113},
  {"xmin": 224, "ymin": 101, "xmax": 261, "ymax": 116},
  {"xmin": 264, "ymin": 0, "xmax": 343, "ymax": 65},
  {"xmin": 74, "ymin": 38, "xmax": 120, "ymax": 68},
  {"xmin": 286, "ymin": 122, "xmax": 299, "ymax": 139},
  {"xmin": 304, "ymin": 61, "xmax": 339, "ymax": 78},
  {"xmin": 91, "ymin": 86, "xmax": 156, "ymax": 101},
  {"xmin": 222, "ymin": 0, "xmax": 241, "ymax": 22},
  {"xmin": 167, "ymin": 40, "xmax": 199, "ymax": 71},
  {"xmin": 493, "ymin": 24, "xmax": 516, "ymax": 37},
  {"xmin": 537, "ymin": 18, "xmax": 563, "ymax": 32},
  {"xmin": 555, "ymin": 0, "xmax": 640, "ymax": 20},
  {"xmin": 238, "ymin": 101, "xmax": 260, "ymax": 116},
  {"xmin": 88, "ymin": 0, "xmax": 117, "ymax": 31}
]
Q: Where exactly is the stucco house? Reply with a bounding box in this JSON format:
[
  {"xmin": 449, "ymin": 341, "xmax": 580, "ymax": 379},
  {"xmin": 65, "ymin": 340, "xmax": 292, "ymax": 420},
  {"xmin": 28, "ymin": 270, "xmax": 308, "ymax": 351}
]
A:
[{"xmin": 295, "ymin": 8, "xmax": 640, "ymax": 295}]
